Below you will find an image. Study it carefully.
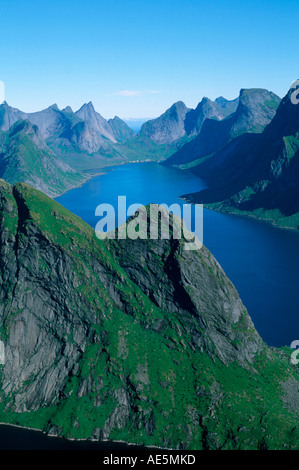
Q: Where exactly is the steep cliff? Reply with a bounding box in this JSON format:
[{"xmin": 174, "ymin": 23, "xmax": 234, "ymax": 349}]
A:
[
  {"xmin": 164, "ymin": 88, "xmax": 280, "ymax": 167},
  {"xmin": 0, "ymin": 181, "xmax": 297, "ymax": 449},
  {"xmin": 0, "ymin": 121, "xmax": 86, "ymax": 197},
  {"xmin": 183, "ymin": 84, "xmax": 299, "ymax": 230}
]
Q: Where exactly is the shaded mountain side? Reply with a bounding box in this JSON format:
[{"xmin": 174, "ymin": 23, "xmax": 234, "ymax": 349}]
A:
[
  {"xmin": 184, "ymin": 96, "xmax": 239, "ymax": 136},
  {"xmin": 0, "ymin": 102, "xmax": 178, "ymax": 173},
  {"xmin": 0, "ymin": 102, "xmax": 26, "ymax": 130},
  {"xmin": 0, "ymin": 95, "xmax": 241, "ymax": 177},
  {"xmin": 0, "ymin": 101, "xmax": 137, "ymax": 155},
  {"xmin": 0, "ymin": 180, "xmax": 297, "ymax": 449},
  {"xmin": 0, "ymin": 120, "xmax": 86, "ymax": 197},
  {"xmin": 164, "ymin": 88, "xmax": 281, "ymax": 167},
  {"xmin": 182, "ymin": 85, "xmax": 299, "ymax": 229},
  {"xmin": 137, "ymin": 96, "xmax": 239, "ymax": 147},
  {"xmin": 108, "ymin": 116, "xmax": 136, "ymax": 143},
  {"xmin": 215, "ymin": 96, "xmax": 240, "ymax": 117}
]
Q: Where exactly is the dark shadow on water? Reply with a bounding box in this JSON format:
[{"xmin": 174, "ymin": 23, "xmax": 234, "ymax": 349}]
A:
[{"xmin": 0, "ymin": 425, "xmax": 147, "ymax": 450}]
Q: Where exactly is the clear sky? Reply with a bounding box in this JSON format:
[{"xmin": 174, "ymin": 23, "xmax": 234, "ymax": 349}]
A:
[{"xmin": 0, "ymin": 0, "xmax": 298, "ymax": 118}]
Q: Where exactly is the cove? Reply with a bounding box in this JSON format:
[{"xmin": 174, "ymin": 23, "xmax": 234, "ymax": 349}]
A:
[{"xmin": 56, "ymin": 162, "xmax": 299, "ymax": 348}]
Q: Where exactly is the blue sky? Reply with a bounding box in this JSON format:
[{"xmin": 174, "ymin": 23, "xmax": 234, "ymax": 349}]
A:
[{"xmin": 0, "ymin": 0, "xmax": 298, "ymax": 118}]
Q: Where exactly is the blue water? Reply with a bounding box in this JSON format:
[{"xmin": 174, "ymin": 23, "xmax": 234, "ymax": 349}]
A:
[{"xmin": 56, "ymin": 162, "xmax": 299, "ymax": 348}]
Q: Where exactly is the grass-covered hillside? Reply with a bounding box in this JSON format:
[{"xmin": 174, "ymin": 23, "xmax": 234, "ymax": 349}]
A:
[{"xmin": 0, "ymin": 180, "xmax": 297, "ymax": 449}]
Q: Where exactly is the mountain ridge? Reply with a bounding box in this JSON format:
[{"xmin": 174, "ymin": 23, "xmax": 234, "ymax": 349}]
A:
[
  {"xmin": 181, "ymin": 84, "xmax": 299, "ymax": 230},
  {"xmin": 0, "ymin": 120, "xmax": 86, "ymax": 197},
  {"xmin": 164, "ymin": 88, "xmax": 281, "ymax": 167},
  {"xmin": 0, "ymin": 180, "xmax": 297, "ymax": 449}
]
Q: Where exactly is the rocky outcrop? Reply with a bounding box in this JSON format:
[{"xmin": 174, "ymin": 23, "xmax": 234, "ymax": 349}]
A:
[
  {"xmin": 0, "ymin": 120, "xmax": 86, "ymax": 197},
  {"xmin": 138, "ymin": 101, "xmax": 190, "ymax": 145},
  {"xmin": 164, "ymin": 88, "xmax": 280, "ymax": 167},
  {"xmin": 182, "ymin": 84, "xmax": 299, "ymax": 229},
  {"xmin": 0, "ymin": 101, "xmax": 136, "ymax": 155},
  {"xmin": 108, "ymin": 116, "xmax": 136, "ymax": 143},
  {"xmin": 0, "ymin": 181, "xmax": 297, "ymax": 449},
  {"xmin": 184, "ymin": 96, "xmax": 238, "ymax": 136}
]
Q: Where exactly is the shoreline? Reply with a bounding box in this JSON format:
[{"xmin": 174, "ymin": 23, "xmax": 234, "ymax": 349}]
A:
[
  {"xmin": 180, "ymin": 196, "xmax": 299, "ymax": 235},
  {"xmin": 54, "ymin": 159, "xmax": 160, "ymax": 200},
  {"xmin": 56, "ymin": 160, "xmax": 299, "ymax": 237},
  {"xmin": 0, "ymin": 422, "xmax": 168, "ymax": 449}
]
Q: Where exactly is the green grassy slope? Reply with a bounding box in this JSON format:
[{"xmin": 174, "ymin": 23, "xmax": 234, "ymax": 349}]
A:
[
  {"xmin": 0, "ymin": 121, "xmax": 86, "ymax": 197},
  {"xmin": 0, "ymin": 181, "xmax": 297, "ymax": 449}
]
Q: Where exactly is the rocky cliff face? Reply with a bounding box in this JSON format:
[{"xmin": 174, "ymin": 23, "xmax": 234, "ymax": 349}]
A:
[
  {"xmin": 0, "ymin": 102, "xmax": 143, "ymax": 192},
  {"xmin": 164, "ymin": 88, "xmax": 280, "ymax": 167},
  {"xmin": 0, "ymin": 101, "xmax": 136, "ymax": 154},
  {"xmin": 183, "ymin": 84, "xmax": 299, "ymax": 229},
  {"xmin": 137, "ymin": 96, "xmax": 239, "ymax": 146},
  {"xmin": 138, "ymin": 102, "xmax": 190, "ymax": 145},
  {"xmin": 108, "ymin": 116, "xmax": 136, "ymax": 143},
  {"xmin": 184, "ymin": 96, "xmax": 238, "ymax": 136},
  {"xmin": 0, "ymin": 102, "xmax": 27, "ymax": 131},
  {"xmin": 0, "ymin": 121, "xmax": 86, "ymax": 197},
  {"xmin": 0, "ymin": 181, "xmax": 297, "ymax": 449}
]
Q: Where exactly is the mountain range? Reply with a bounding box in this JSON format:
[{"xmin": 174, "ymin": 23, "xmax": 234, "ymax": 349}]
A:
[
  {"xmin": 0, "ymin": 120, "xmax": 86, "ymax": 197},
  {"xmin": 0, "ymin": 101, "xmax": 136, "ymax": 162},
  {"xmin": 164, "ymin": 88, "xmax": 281, "ymax": 167},
  {"xmin": 0, "ymin": 95, "xmax": 239, "ymax": 196},
  {"xmin": 179, "ymin": 84, "xmax": 299, "ymax": 230},
  {"xmin": 0, "ymin": 180, "xmax": 297, "ymax": 449},
  {"xmin": 1, "ymin": 84, "xmax": 298, "ymax": 232}
]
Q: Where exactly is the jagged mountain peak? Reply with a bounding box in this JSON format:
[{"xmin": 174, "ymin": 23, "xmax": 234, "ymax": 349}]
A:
[
  {"xmin": 108, "ymin": 115, "xmax": 136, "ymax": 142},
  {"xmin": 62, "ymin": 106, "xmax": 73, "ymax": 114},
  {"xmin": 76, "ymin": 101, "xmax": 96, "ymax": 113},
  {"xmin": 215, "ymin": 96, "xmax": 227, "ymax": 104},
  {"xmin": 164, "ymin": 87, "xmax": 280, "ymax": 167},
  {"xmin": 9, "ymin": 119, "xmax": 40, "ymax": 137},
  {"xmin": 232, "ymin": 88, "xmax": 281, "ymax": 137},
  {"xmin": 179, "ymin": 84, "xmax": 299, "ymax": 230},
  {"xmin": 138, "ymin": 101, "xmax": 189, "ymax": 144},
  {"xmin": 184, "ymin": 95, "xmax": 232, "ymax": 136},
  {"xmin": 201, "ymin": 96, "xmax": 212, "ymax": 103},
  {"xmin": 170, "ymin": 100, "xmax": 188, "ymax": 110},
  {"xmin": 110, "ymin": 115, "xmax": 123, "ymax": 122},
  {"xmin": 49, "ymin": 103, "xmax": 60, "ymax": 111}
]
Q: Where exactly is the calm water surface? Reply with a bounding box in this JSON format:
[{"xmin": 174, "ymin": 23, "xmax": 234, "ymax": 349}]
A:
[
  {"xmin": 0, "ymin": 424, "xmax": 145, "ymax": 450},
  {"xmin": 56, "ymin": 162, "xmax": 299, "ymax": 348}
]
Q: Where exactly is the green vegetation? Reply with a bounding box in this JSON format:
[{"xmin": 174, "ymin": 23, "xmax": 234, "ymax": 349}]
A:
[
  {"xmin": 0, "ymin": 122, "xmax": 86, "ymax": 197},
  {"xmin": 0, "ymin": 182, "xmax": 297, "ymax": 450}
]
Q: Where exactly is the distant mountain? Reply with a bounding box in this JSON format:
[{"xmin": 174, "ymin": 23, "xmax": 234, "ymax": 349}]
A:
[
  {"xmin": 164, "ymin": 88, "xmax": 281, "ymax": 167},
  {"xmin": 0, "ymin": 101, "xmax": 136, "ymax": 154},
  {"xmin": 123, "ymin": 118, "xmax": 152, "ymax": 133},
  {"xmin": 184, "ymin": 96, "xmax": 239, "ymax": 136},
  {"xmin": 0, "ymin": 88, "xmax": 285, "ymax": 200},
  {"xmin": 182, "ymin": 84, "xmax": 299, "ymax": 229},
  {"xmin": 0, "ymin": 101, "xmax": 167, "ymax": 185},
  {"xmin": 75, "ymin": 101, "xmax": 117, "ymax": 146},
  {"xmin": 0, "ymin": 102, "xmax": 26, "ymax": 131},
  {"xmin": 0, "ymin": 120, "xmax": 86, "ymax": 197},
  {"xmin": 137, "ymin": 96, "xmax": 240, "ymax": 146},
  {"xmin": 215, "ymin": 96, "xmax": 240, "ymax": 116},
  {"xmin": 0, "ymin": 96, "xmax": 242, "ymax": 175},
  {"xmin": 23, "ymin": 104, "xmax": 74, "ymax": 140},
  {"xmin": 108, "ymin": 116, "xmax": 136, "ymax": 142},
  {"xmin": 138, "ymin": 101, "xmax": 190, "ymax": 145}
]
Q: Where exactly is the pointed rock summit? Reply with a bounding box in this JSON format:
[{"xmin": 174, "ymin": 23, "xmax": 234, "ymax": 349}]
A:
[{"xmin": 138, "ymin": 101, "xmax": 189, "ymax": 144}]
